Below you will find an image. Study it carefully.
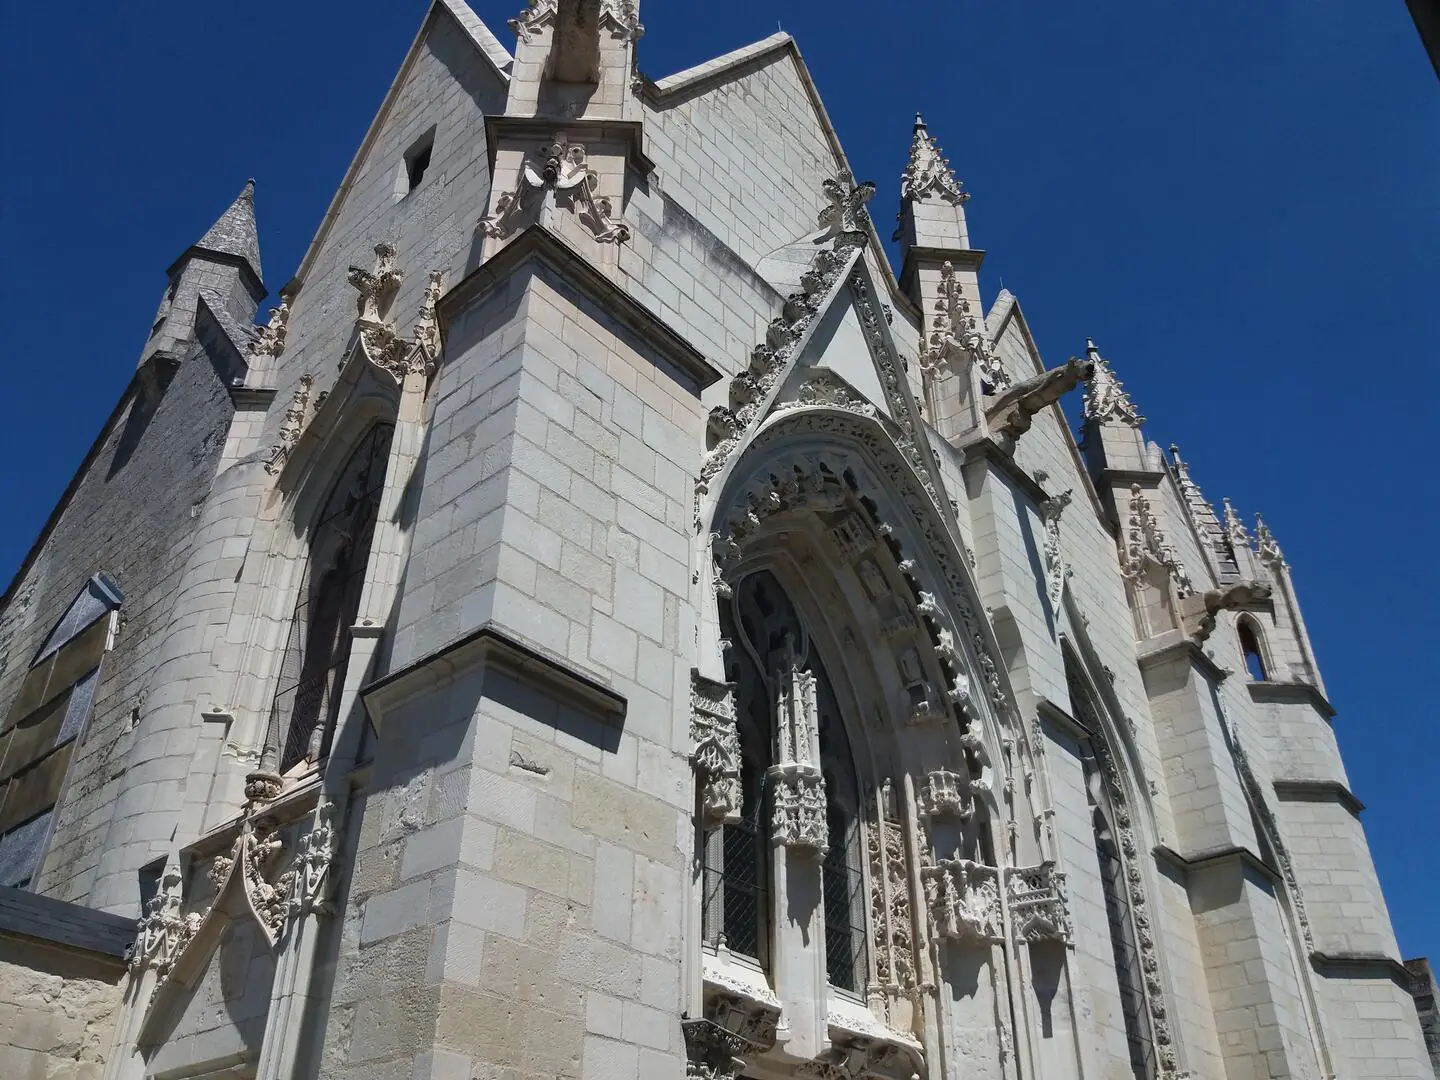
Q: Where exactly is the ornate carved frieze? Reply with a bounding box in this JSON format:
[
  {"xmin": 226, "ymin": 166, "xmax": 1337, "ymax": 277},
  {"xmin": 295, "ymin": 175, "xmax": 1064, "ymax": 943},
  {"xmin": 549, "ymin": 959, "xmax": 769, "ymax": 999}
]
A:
[
  {"xmin": 899, "ymin": 114, "xmax": 968, "ymax": 205},
  {"xmin": 1254, "ymin": 514, "xmax": 1286, "ymax": 570},
  {"xmin": 129, "ymin": 864, "xmax": 200, "ymax": 976},
  {"xmin": 1040, "ymin": 489, "xmax": 1073, "ymax": 608},
  {"xmin": 922, "ymin": 857, "xmax": 1002, "ymax": 943},
  {"xmin": 1007, "ymin": 861, "xmax": 1071, "ymax": 943},
  {"xmin": 771, "ymin": 763, "xmax": 827, "ymax": 852},
  {"xmin": 1120, "ymin": 484, "xmax": 1194, "ymax": 600},
  {"xmin": 1081, "ymin": 339, "xmax": 1144, "ymax": 427},
  {"xmin": 703, "ymin": 988, "xmax": 781, "ymax": 1052},
  {"xmin": 918, "ymin": 261, "xmax": 1010, "ymax": 392},
  {"xmin": 479, "ymin": 136, "xmax": 630, "ymax": 245},
  {"xmin": 691, "ymin": 675, "xmax": 743, "ymax": 828},
  {"xmin": 682, "ymin": 1018, "xmax": 751, "ymax": 1080},
  {"xmin": 264, "ymin": 373, "xmax": 315, "ymax": 476},
  {"xmin": 868, "ymin": 787, "xmax": 918, "ymax": 1007},
  {"xmin": 509, "ymin": 0, "xmax": 643, "ymax": 44},
  {"xmin": 917, "ymin": 769, "xmax": 974, "ymax": 821}
]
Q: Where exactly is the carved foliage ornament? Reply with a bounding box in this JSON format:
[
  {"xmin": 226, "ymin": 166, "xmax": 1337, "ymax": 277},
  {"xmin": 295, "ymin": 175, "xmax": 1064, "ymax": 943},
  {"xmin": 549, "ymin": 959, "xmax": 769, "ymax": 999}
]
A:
[
  {"xmin": 1254, "ymin": 514, "xmax": 1285, "ymax": 570},
  {"xmin": 691, "ymin": 675, "xmax": 743, "ymax": 828},
  {"xmin": 698, "ymin": 172, "xmax": 872, "ymax": 498},
  {"xmin": 1080, "ymin": 339, "xmax": 1144, "ymax": 427},
  {"xmin": 480, "ymin": 136, "xmax": 630, "ymax": 245},
  {"xmin": 899, "ymin": 114, "xmax": 968, "ymax": 205},
  {"xmin": 129, "ymin": 864, "xmax": 201, "ymax": 976},
  {"xmin": 264, "ymin": 373, "xmax": 315, "ymax": 476},
  {"xmin": 1120, "ymin": 484, "xmax": 1194, "ymax": 600},
  {"xmin": 509, "ymin": 0, "xmax": 643, "ymax": 44},
  {"xmin": 1223, "ymin": 498, "xmax": 1250, "ymax": 548},
  {"xmin": 918, "ymin": 261, "xmax": 1011, "ymax": 392},
  {"xmin": 248, "ymin": 293, "xmax": 292, "ymax": 362},
  {"xmin": 1040, "ymin": 489, "xmax": 1073, "ymax": 608},
  {"xmin": 868, "ymin": 789, "xmax": 918, "ymax": 1003}
]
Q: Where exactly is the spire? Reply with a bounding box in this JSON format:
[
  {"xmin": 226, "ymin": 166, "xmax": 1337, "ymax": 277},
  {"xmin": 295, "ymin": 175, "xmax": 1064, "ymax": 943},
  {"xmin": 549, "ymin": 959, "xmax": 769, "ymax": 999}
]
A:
[
  {"xmin": 901, "ymin": 113, "xmax": 968, "ymax": 205},
  {"xmin": 1081, "ymin": 339, "xmax": 1144, "ymax": 427},
  {"xmin": 194, "ymin": 179, "xmax": 263, "ymax": 286}
]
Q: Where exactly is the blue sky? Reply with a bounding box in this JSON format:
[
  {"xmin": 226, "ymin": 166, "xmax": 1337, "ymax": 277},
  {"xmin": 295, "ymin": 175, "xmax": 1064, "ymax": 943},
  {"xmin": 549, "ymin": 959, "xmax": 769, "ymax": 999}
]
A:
[{"xmin": 1, "ymin": 2, "xmax": 1435, "ymax": 958}]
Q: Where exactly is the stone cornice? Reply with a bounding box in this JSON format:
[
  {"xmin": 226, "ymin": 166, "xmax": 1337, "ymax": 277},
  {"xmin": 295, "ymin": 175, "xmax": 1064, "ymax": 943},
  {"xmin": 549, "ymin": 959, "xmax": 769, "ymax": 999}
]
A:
[
  {"xmin": 1153, "ymin": 842, "xmax": 1280, "ymax": 885},
  {"xmin": 1310, "ymin": 950, "xmax": 1414, "ymax": 988},
  {"xmin": 1272, "ymin": 779, "xmax": 1364, "ymax": 816},
  {"xmin": 362, "ymin": 620, "xmax": 627, "ymax": 730},
  {"xmin": 1098, "ymin": 467, "xmax": 1168, "ymax": 488},
  {"xmin": 957, "ymin": 434, "xmax": 1050, "ymax": 504},
  {"xmin": 483, "ymin": 115, "xmax": 655, "ymax": 177},
  {"xmin": 440, "ymin": 225, "xmax": 722, "ymax": 393},
  {"xmin": 898, "ymin": 245, "xmax": 986, "ymax": 294},
  {"xmin": 1135, "ymin": 629, "xmax": 1228, "ymax": 682},
  {"xmin": 0, "ymin": 887, "xmax": 136, "ymax": 963},
  {"xmin": 1245, "ymin": 679, "xmax": 1336, "ymax": 719},
  {"xmin": 228, "ymin": 385, "xmax": 277, "ymax": 410}
]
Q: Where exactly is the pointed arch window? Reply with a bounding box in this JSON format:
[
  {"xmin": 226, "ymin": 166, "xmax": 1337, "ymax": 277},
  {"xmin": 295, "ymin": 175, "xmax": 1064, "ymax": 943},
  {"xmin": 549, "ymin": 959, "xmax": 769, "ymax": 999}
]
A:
[
  {"xmin": 702, "ymin": 570, "xmax": 869, "ymax": 991},
  {"xmin": 265, "ymin": 423, "xmax": 393, "ymax": 775},
  {"xmin": 1238, "ymin": 618, "xmax": 1268, "ymax": 682},
  {"xmin": 1066, "ymin": 649, "xmax": 1154, "ymax": 1080}
]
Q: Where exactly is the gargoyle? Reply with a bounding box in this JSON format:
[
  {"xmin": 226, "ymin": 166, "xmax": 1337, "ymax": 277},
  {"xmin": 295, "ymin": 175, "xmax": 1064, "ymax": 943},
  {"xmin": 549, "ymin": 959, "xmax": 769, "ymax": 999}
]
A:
[
  {"xmin": 985, "ymin": 355, "xmax": 1095, "ymax": 443},
  {"xmin": 1182, "ymin": 580, "xmax": 1273, "ymax": 642}
]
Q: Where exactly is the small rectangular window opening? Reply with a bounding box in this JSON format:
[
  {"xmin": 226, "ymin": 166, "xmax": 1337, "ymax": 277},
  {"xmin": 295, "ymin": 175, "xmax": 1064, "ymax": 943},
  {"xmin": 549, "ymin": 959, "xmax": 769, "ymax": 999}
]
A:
[{"xmin": 405, "ymin": 129, "xmax": 435, "ymax": 194}]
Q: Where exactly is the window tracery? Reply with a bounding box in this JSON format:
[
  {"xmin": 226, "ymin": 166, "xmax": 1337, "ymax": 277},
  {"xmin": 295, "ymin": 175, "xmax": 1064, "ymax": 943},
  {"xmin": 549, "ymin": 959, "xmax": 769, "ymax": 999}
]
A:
[{"xmin": 263, "ymin": 423, "xmax": 393, "ymax": 776}]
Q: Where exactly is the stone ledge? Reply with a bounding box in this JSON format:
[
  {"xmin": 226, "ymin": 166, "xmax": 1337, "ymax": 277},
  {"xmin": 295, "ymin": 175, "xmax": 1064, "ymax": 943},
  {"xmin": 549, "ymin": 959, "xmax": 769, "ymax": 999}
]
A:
[
  {"xmin": 483, "ymin": 115, "xmax": 655, "ymax": 177},
  {"xmin": 1310, "ymin": 950, "xmax": 1413, "ymax": 988},
  {"xmin": 1245, "ymin": 679, "xmax": 1336, "ymax": 719},
  {"xmin": 1272, "ymin": 779, "xmax": 1365, "ymax": 816},
  {"xmin": 362, "ymin": 619, "xmax": 627, "ymax": 730},
  {"xmin": 1153, "ymin": 843, "xmax": 1280, "ymax": 885},
  {"xmin": 440, "ymin": 224, "xmax": 722, "ymax": 394},
  {"xmin": 898, "ymin": 245, "xmax": 985, "ymax": 296},
  {"xmin": 0, "ymin": 886, "xmax": 136, "ymax": 963},
  {"xmin": 1135, "ymin": 629, "xmax": 1228, "ymax": 682}
]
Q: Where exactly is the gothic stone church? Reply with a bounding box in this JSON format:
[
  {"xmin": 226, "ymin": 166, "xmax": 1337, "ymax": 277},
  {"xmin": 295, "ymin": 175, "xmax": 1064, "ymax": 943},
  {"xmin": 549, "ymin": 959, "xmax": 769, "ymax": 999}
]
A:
[{"xmin": 0, "ymin": 3, "xmax": 1431, "ymax": 1080}]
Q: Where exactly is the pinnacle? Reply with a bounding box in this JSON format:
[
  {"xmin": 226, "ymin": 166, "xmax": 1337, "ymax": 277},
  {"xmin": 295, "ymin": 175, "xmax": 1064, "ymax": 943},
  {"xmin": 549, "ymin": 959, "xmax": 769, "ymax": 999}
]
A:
[{"xmin": 194, "ymin": 178, "xmax": 263, "ymax": 286}]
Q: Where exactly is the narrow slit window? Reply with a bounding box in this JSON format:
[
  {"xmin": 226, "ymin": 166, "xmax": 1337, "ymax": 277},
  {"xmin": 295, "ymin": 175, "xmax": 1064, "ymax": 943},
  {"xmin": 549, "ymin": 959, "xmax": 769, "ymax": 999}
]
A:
[
  {"xmin": 404, "ymin": 130, "xmax": 435, "ymax": 194},
  {"xmin": 1239, "ymin": 619, "xmax": 1268, "ymax": 682}
]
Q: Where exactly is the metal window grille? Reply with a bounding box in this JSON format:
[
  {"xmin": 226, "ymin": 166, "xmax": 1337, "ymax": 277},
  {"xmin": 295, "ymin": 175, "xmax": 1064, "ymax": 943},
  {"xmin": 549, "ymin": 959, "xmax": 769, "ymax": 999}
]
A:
[{"xmin": 701, "ymin": 765, "xmax": 770, "ymax": 965}]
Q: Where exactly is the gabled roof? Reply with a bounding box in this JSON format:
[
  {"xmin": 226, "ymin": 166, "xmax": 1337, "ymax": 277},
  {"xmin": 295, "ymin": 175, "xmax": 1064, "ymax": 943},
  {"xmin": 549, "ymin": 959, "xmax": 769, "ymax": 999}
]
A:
[{"xmin": 293, "ymin": 0, "xmax": 512, "ymax": 285}]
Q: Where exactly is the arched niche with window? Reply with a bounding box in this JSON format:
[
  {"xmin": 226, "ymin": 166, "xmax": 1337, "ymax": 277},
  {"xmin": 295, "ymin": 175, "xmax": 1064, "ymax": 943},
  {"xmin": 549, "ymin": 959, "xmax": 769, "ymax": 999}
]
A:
[
  {"xmin": 1064, "ymin": 647, "xmax": 1157, "ymax": 1080},
  {"xmin": 1237, "ymin": 616, "xmax": 1269, "ymax": 682},
  {"xmin": 260, "ymin": 423, "xmax": 394, "ymax": 777},
  {"xmin": 703, "ymin": 569, "xmax": 869, "ymax": 995}
]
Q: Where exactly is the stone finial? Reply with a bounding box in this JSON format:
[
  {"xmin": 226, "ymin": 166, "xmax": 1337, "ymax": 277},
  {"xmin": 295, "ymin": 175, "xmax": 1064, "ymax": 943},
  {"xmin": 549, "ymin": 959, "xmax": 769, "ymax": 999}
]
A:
[
  {"xmin": 1254, "ymin": 514, "xmax": 1285, "ymax": 569},
  {"xmin": 817, "ymin": 168, "xmax": 877, "ymax": 250},
  {"xmin": 1081, "ymin": 338, "xmax": 1144, "ymax": 427},
  {"xmin": 348, "ymin": 242, "xmax": 402, "ymax": 323},
  {"xmin": 900, "ymin": 113, "xmax": 968, "ymax": 205},
  {"xmin": 1223, "ymin": 498, "xmax": 1250, "ymax": 547}
]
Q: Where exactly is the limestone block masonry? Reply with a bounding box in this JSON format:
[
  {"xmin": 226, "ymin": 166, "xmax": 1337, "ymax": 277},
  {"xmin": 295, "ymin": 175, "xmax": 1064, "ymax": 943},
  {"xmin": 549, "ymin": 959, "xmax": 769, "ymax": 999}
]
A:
[{"xmin": 0, "ymin": 2, "xmax": 1430, "ymax": 1079}]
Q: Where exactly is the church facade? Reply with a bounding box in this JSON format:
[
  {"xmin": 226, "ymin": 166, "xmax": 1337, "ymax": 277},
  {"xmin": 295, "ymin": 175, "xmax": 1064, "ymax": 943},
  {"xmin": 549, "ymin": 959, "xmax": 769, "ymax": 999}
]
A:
[{"xmin": 0, "ymin": 3, "xmax": 1431, "ymax": 1079}]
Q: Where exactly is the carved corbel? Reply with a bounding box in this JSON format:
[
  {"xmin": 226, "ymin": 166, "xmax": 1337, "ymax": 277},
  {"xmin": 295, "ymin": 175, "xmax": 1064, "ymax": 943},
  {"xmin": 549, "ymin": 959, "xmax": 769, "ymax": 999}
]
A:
[
  {"xmin": 917, "ymin": 769, "xmax": 973, "ymax": 821},
  {"xmin": 1180, "ymin": 580, "xmax": 1272, "ymax": 642},
  {"xmin": 682, "ymin": 1017, "xmax": 751, "ymax": 1080},
  {"xmin": 984, "ymin": 355, "xmax": 1094, "ymax": 444},
  {"xmin": 1007, "ymin": 861, "xmax": 1071, "ymax": 943},
  {"xmin": 921, "ymin": 857, "xmax": 1002, "ymax": 943}
]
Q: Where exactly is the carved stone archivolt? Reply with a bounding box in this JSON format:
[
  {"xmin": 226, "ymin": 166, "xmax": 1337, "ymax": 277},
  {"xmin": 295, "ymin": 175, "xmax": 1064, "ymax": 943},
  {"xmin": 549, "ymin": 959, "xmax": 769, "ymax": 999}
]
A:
[
  {"xmin": 479, "ymin": 136, "xmax": 630, "ymax": 245},
  {"xmin": 1120, "ymin": 484, "xmax": 1194, "ymax": 600},
  {"xmin": 698, "ymin": 171, "xmax": 873, "ymax": 500},
  {"xmin": 1081, "ymin": 339, "xmax": 1144, "ymax": 427},
  {"xmin": 691, "ymin": 674, "xmax": 743, "ymax": 828}
]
